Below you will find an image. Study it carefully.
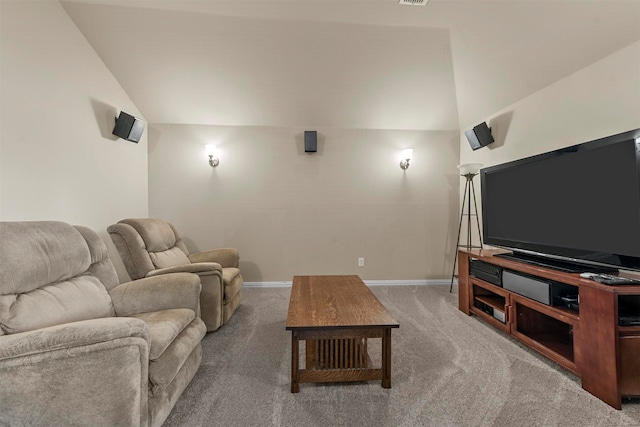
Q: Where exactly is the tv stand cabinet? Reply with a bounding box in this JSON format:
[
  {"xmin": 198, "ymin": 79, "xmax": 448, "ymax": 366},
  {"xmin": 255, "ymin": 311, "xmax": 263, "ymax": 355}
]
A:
[{"xmin": 458, "ymin": 249, "xmax": 640, "ymax": 409}]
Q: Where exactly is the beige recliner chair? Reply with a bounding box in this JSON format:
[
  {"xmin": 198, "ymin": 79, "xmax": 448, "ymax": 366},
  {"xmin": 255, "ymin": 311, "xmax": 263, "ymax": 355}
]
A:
[
  {"xmin": 108, "ymin": 218, "xmax": 243, "ymax": 332},
  {"xmin": 0, "ymin": 221, "xmax": 206, "ymax": 427}
]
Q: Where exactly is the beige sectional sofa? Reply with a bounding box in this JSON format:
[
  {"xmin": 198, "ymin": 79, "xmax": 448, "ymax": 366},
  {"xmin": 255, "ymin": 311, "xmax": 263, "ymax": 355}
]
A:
[{"xmin": 0, "ymin": 221, "xmax": 206, "ymax": 427}]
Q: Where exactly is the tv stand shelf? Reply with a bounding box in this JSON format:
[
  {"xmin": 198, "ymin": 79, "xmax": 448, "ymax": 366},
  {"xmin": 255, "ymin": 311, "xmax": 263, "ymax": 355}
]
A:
[{"xmin": 458, "ymin": 249, "xmax": 640, "ymax": 409}]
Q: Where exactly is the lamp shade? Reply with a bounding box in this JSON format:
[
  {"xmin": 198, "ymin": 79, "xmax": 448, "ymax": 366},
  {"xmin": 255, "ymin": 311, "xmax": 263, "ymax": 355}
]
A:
[
  {"xmin": 205, "ymin": 144, "xmax": 217, "ymax": 156},
  {"xmin": 457, "ymin": 163, "xmax": 482, "ymax": 175},
  {"xmin": 402, "ymin": 149, "xmax": 413, "ymax": 160}
]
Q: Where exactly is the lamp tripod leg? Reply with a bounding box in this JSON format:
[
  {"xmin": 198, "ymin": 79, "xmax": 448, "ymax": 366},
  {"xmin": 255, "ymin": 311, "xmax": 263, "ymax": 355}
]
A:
[
  {"xmin": 450, "ymin": 179, "xmax": 470, "ymax": 293},
  {"xmin": 470, "ymin": 179, "xmax": 483, "ymax": 249}
]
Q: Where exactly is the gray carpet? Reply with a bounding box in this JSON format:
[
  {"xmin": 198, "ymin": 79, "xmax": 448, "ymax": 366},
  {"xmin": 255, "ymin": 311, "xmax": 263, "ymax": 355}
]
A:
[{"xmin": 163, "ymin": 285, "xmax": 640, "ymax": 426}]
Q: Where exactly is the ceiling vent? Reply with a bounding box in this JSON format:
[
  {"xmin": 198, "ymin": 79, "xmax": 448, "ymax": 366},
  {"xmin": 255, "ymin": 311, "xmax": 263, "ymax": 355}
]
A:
[{"xmin": 399, "ymin": 0, "xmax": 429, "ymax": 5}]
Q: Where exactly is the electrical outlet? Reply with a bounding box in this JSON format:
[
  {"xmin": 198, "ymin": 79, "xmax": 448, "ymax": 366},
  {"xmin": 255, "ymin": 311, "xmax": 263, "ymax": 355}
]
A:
[{"xmin": 358, "ymin": 258, "xmax": 365, "ymax": 267}]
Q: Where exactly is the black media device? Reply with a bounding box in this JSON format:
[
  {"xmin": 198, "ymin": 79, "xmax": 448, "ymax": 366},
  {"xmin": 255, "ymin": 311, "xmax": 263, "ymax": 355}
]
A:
[
  {"xmin": 470, "ymin": 259, "xmax": 503, "ymax": 287},
  {"xmin": 113, "ymin": 111, "xmax": 145, "ymax": 143},
  {"xmin": 304, "ymin": 131, "xmax": 317, "ymax": 153},
  {"xmin": 481, "ymin": 128, "xmax": 640, "ymax": 273},
  {"xmin": 502, "ymin": 270, "xmax": 576, "ymax": 306},
  {"xmin": 465, "ymin": 122, "xmax": 494, "ymax": 150}
]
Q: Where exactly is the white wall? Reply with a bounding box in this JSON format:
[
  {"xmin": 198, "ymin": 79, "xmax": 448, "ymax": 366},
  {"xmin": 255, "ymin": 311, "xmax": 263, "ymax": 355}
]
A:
[
  {"xmin": 62, "ymin": 2, "xmax": 460, "ymax": 132},
  {"xmin": 148, "ymin": 125, "xmax": 460, "ymax": 282},
  {"xmin": 0, "ymin": 0, "xmax": 148, "ymax": 278},
  {"xmin": 458, "ymin": 40, "xmax": 640, "ymax": 247},
  {"xmin": 461, "ymin": 40, "xmax": 640, "ymax": 171}
]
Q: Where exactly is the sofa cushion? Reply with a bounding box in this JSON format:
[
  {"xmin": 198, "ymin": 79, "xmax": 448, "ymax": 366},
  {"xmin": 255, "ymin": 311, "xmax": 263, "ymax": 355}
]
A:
[
  {"xmin": 149, "ymin": 247, "xmax": 191, "ymax": 270},
  {"xmin": 130, "ymin": 309, "xmax": 195, "ymax": 360},
  {"xmin": 148, "ymin": 317, "xmax": 206, "ymax": 394},
  {"xmin": 0, "ymin": 275, "xmax": 115, "ymax": 335},
  {"xmin": 121, "ymin": 218, "xmax": 178, "ymax": 253},
  {"xmin": 74, "ymin": 225, "xmax": 120, "ymax": 291},
  {"xmin": 222, "ymin": 267, "xmax": 243, "ymax": 302},
  {"xmin": 0, "ymin": 221, "xmax": 91, "ymax": 295}
]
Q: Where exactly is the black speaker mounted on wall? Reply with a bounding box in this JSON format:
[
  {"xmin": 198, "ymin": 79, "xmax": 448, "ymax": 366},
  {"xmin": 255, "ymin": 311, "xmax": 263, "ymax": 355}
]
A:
[
  {"xmin": 465, "ymin": 122, "xmax": 494, "ymax": 151},
  {"xmin": 113, "ymin": 111, "xmax": 145, "ymax": 143},
  {"xmin": 304, "ymin": 131, "xmax": 317, "ymax": 153}
]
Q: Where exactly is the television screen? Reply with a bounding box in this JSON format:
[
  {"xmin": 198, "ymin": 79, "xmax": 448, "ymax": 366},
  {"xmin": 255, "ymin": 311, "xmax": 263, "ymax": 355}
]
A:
[{"xmin": 480, "ymin": 128, "xmax": 640, "ymax": 272}]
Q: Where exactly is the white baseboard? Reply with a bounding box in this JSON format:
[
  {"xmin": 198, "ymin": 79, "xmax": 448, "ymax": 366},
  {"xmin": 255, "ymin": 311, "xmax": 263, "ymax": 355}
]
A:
[
  {"xmin": 243, "ymin": 279, "xmax": 457, "ymax": 288},
  {"xmin": 243, "ymin": 281, "xmax": 292, "ymax": 288}
]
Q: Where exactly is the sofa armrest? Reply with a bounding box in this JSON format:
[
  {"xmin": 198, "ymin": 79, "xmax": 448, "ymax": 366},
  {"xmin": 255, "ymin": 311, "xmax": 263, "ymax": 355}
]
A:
[
  {"xmin": 146, "ymin": 264, "xmax": 223, "ymax": 332},
  {"xmin": 110, "ymin": 272, "xmax": 201, "ymax": 317},
  {"xmin": 0, "ymin": 317, "xmax": 148, "ymax": 361},
  {"xmin": 145, "ymin": 262, "xmax": 222, "ymax": 277},
  {"xmin": 189, "ymin": 248, "xmax": 239, "ymax": 268},
  {"xmin": 0, "ymin": 317, "xmax": 150, "ymax": 426}
]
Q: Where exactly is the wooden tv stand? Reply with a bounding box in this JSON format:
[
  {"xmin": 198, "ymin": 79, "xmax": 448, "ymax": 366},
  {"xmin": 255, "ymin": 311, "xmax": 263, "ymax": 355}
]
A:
[{"xmin": 458, "ymin": 249, "xmax": 640, "ymax": 409}]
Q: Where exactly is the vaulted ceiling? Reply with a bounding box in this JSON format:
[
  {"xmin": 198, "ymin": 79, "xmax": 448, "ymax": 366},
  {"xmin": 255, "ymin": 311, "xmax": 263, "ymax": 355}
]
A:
[{"xmin": 61, "ymin": 0, "xmax": 640, "ymax": 130}]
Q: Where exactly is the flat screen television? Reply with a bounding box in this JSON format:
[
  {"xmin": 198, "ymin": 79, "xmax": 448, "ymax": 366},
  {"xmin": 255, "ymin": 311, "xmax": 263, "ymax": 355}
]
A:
[{"xmin": 480, "ymin": 128, "xmax": 640, "ymax": 273}]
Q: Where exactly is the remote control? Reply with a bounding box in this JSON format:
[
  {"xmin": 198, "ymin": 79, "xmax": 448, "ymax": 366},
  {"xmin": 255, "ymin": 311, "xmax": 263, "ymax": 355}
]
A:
[
  {"xmin": 580, "ymin": 272, "xmax": 640, "ymax": 285},
  {"xmin": 594, "ymin": 276, "xmax": 640, "ymax": 285}
]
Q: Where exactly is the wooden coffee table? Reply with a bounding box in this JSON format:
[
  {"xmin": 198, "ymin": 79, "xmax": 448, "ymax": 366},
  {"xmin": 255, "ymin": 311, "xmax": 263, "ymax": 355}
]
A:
[{"xmin": 285, "ymin": 275, "xmax": 400, "ymax": 393}]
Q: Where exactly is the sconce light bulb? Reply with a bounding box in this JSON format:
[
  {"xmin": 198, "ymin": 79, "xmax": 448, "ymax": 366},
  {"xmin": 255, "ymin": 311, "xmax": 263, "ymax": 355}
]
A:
[
  {"xmin": 400, "ymin": 148, "xmax": 413, "ymax": 170},
  {"xmin": 205, "ymin": 144, "xmax": 219, "ymax": 167}
]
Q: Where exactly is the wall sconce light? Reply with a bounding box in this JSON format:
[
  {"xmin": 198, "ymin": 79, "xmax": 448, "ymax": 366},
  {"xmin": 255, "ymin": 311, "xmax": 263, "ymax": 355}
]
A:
[
  {"xmin": 400, "ymin": 149, "xmax": 413, "ymax": 170},
  {"xmin": 205, "ymin": 144, "xmax": 219, "ymax": 167}
]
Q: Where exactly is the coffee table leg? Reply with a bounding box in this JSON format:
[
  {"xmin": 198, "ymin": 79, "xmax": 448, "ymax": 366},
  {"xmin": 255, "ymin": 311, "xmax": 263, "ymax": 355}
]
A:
[
  {"xmin": 291, "ymin": 331, "xmax": 300, "ymax": 393},
  {"xmin": 382, "ymin": 328, "xmax": 392, "ymax": 388}
]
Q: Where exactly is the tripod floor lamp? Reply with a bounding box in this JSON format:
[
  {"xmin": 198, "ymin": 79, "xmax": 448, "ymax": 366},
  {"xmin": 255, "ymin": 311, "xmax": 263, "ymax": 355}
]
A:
[{"xmin": 450, "ymin": 163, "xmax": 483, "ymax": 292}]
